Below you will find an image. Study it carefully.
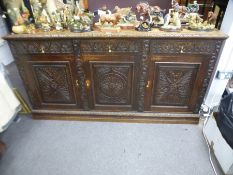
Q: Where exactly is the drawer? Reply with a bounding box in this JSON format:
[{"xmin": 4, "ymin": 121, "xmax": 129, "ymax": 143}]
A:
[
  {"xmin": 80, "ymin": 39, "xmax": 141, "ymax": 54},
  {"xmin": 151, "ymin": 39, "xmax": 216, "ymax": 54},
  {"xmin": 9, "ymin": 40, "xmax": 73, "ymax": 54}
]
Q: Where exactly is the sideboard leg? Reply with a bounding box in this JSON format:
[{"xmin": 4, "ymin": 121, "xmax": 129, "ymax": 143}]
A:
[{"xmin": 0, "ymin": 140, "xmax": 6, "ymax": 155}]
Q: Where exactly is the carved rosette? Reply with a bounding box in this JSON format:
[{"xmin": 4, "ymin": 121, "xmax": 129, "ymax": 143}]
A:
[
  {"xmin": 138, "ymin": 40, "xmax": 150, "ymax": 111},
  {"xmin": 73, "ymin": 40, "xmax": 89, "ymax": 110},
  {"xmin": 194, "ymin": 40, "xmax": 223, "ymax": 113},
  {"xmin": 93, "ymin": 66, "xmax": 130, "ymax": 105}
]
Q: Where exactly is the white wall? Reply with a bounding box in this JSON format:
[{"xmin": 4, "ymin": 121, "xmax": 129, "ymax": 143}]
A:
[
  {"xmin": 204, "ymin": 0, "xmax": 233, "ymax": 108},
  {"xmin": 0, "ymin": 16, "xmax": 14, "ymax": 66}
]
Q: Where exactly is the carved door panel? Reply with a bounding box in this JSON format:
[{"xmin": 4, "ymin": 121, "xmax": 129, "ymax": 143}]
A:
[
  {"xmin": 82, "ymin": 55, "xmax": 138, "ymax": 111},
  {"xmin": 26, "ymin": 55, "xmax": 79, "ymax": 109},
  {"xmin": 145, "ymin": 55, "xmax": 209, "ymax": 113}
]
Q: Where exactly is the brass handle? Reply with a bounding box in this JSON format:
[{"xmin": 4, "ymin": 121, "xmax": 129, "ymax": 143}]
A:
[
  {"xmin": 146, "ymin": 81, "xmax": 151, "ymax": 88},
  {"xmin": 40, "ymin": 47, "xmax": 45, "ymax": 53},
  {"xmin": 180, "ymin": 46, "xmax": 184, "ymax": 53},
  {"xmin": 85, "ymin": 80, "xmax": 91, "ymax": 88},
  {"xmin": 108, "ymin": 45, "xmax": 112, "ymax": 53},
  {"xmin": 76, "ymin": 80, "xmax": 79, "ymax": 87}
]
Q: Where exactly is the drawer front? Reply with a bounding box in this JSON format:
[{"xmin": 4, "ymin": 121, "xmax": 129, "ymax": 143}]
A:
[
  {"xmin": 9, "ymin": 40, "xmax": 73, "ymax": 54},
  {"xmin": 150, "ymin": 39, "xmax": 216, "ymax": 54},
  {"xmin": 80, "ymin": 39, "xmax": 141, "ymax": 54}
]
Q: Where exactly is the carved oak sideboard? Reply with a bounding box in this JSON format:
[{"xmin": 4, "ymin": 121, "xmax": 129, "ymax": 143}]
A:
[{"xmin": 4, "ymin": 29, "xmax": 227, "ymax": 124}]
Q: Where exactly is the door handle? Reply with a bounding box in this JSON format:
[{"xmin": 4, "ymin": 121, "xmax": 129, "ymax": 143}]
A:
[
  {"xmin": 146, "ymin": 81, "xmax": 151, "ymax": 88},
  {"xmin": 76, "ymin": 80, "xmax": 79, "ymax": 87},
  {"xmin": 85, "ymin": 80, "xmax": 91, "ymax": 88}
]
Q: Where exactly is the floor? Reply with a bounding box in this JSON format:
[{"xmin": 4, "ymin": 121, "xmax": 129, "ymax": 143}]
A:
[
  {"xmin": 0, "ymin": 117, "xmax": 216, "ymax": 175},
  {"xmin": 0, "ymin": 62, "xmax": 220, "ymax": 175}
]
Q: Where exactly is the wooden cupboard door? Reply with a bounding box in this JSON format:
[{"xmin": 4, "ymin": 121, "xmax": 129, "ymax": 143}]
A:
[
  {"xmin": 26, "ymin": 55, "xmax": 79, "ymax": 109},
  {"xmin": 145, "ymin": 55, "xmax": 209, "ymax": 113},
  {"xmin": 82, "ymin": 55, "xmax": 137, "ymax": 111}
]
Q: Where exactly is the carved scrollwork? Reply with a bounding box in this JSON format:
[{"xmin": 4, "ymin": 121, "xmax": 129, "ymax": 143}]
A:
[
  {"xmin": 73, "ymin": 40, "xmax": 89, "ymax": 110},
  {"xmin": 9, "ymin": 40, "xmax": 73, "ymax": 54},
  {"xmin": 194, "ymin": 40, "xmax": 223, "ymax": 113},
  {"xmin": 151, "ymin": 40, "xmax": 216, "ymax": 54},
  {"xmin": 80, "ymin": 40, "xmax": 140, "ymax": 53},
  {"xmin": 138, "ymin": 40, "xmax": 150, "ymax": 111}
]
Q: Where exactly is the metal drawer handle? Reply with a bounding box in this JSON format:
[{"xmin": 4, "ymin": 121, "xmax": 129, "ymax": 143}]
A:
[
  {"xmin": 40, "ymin": 47, "xmax": 45, "ymax": 53},
  {"xmin": 180, "ymin": 46, "xmax": 184, "ymax": 53},
  {"xmin": 108, "ymin": 45, "xmax": 112, "ymax": 53}
]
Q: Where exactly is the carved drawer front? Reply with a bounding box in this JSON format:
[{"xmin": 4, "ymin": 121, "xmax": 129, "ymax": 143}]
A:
[
  {"xmin": 80, "ymin": 40, "xmax": 140, "ymax": 53},
  {"xmin": 151, "ymin": 39, "xmax": 216, "ymax": 54},
  {"xmin": 10, "ymin": 40, "xmax": 73, "ymax": 54},
  {"xmin": 145, "ymin": 55, "xmax": 209, "ymax": 113}
]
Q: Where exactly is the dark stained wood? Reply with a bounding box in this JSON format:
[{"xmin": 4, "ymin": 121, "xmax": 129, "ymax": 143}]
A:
[
  {"xmin": 145, "ymin": 54, "xmax": 209, "ymax": 112},
  {"xmin": 32, "ymin": 113, "xmax": 199, "ymax": 124},
  {"xmin": 82, "ymin": 54, "xmax": 138, "ymax": 111},
  {"xmin": 25, "ymin": 54, "xmax": 80, "ymax": 109},
  {"xmin": 4, "ymin": 30, "xmax": 227, "ymax": 123}
]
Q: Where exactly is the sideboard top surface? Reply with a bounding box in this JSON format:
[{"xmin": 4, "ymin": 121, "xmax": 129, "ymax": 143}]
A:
[{"xmin": 3, "ymin": 29, "xmax": 227, "ymax": 40}]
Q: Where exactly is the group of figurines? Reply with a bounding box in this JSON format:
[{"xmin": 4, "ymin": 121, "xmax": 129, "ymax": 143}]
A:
[{"xmin": 2, "ymin": 0, "xmax": 217, "ymax": 34}]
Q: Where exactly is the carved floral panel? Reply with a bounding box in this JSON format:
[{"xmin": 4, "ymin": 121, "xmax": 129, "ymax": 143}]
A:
[
  {"xmin": 153, "ymin": 63, "xmax": 198, "ymax": 106},
  {"xmin": 92, "ymin": 64, "xmax": 133, "ymax": 105},
  {"xmin": 33, "ymin": 64, "xmax": 75, "ymax": 104}
]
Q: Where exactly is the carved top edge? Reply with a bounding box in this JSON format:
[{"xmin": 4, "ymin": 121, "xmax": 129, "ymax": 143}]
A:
[{"xmin": 3, "ymin": 29, "xmax": 228, "ymax": 40}]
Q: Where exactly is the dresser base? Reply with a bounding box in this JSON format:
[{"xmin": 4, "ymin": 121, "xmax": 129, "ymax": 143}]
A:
[{"xmin": 32, "ymin": 110, "xmax": 199, "ymax": 124}]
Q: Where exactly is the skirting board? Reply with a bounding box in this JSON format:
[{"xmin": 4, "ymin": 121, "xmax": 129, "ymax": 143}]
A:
[{"xmin": 32, "ymin": 110, "xmax": 199, "ymax": 124}]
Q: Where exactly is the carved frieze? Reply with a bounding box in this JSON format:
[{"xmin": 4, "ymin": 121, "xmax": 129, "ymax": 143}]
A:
[
  {"xmin": 194, "ymin": 40, "xmax": 223, "ymax": 112},
  {"xmin": 138, "ymin": 40, "xmax": 150, "ymax": 111},
  {"xmin": 151, "ymin": 40, "xmax": 216, "ymax": 54},
  {"xmin": 73, "ymin": 40, "xmax": 89, "ymax": 110},
  {"xmin": 9, "ymin": 40, "xmax": 73, "ymax": 54},
  {"xmin": 80, "ymin": 40, "xmax": 141, "ymax": 53}
]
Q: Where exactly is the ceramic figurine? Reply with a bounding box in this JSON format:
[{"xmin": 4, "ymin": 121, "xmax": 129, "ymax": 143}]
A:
[
  {"xmin": 150, "ymin": 6, "xmax": 166, "ymax": 27},
  {"xmin": 135, "ymin": 2, "xmax": 165, "ymax": 31},
  {"xmin": 187, "ymin": 1, "xmax": 199, "ymax": 13},
  {"xmin": 161, "ymin": 9, "xmax": 181, "ymax": 32},
  {"xmin": 94, "ymin": 5, "xmax": 122, "ymax": 33},
  {"xmin": 171, "ymin": 0, "xmax": 188, "ymax": 24},
  {"xmin": 135, "ymin": 2, "xmax": 152, "ymax": 31},
  {"xmin": 30, "ymin": 0, "xmax": 53, "ymax": 28},
  {"xmin": 69, "ymin": 3, "xmax": 94, "ymax": 32},
  {"xmin": 187, "ymin": 11, "xmax": 216, "ymax": 31},
  {"xmin": 113, "ymin": 6, "xmax": 137, "ymax": 29},
  {"xmin": 2, "ymin": 0, "xmax": 31, "ymax": 33}
]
